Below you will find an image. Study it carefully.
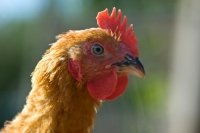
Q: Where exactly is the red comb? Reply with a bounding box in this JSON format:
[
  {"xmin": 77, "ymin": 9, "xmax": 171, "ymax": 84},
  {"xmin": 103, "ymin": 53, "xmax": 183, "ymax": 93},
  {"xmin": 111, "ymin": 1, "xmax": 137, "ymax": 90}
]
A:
[{"xmin": 96, "ymin": 7, "xmax": 139, "ymax": 57}]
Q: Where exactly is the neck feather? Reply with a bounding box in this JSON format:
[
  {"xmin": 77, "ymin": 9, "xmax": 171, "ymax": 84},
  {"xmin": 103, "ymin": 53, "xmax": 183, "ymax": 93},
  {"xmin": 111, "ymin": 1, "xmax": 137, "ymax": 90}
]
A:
[{"xmin": 1, "ymin": 54, "xmax": 102, "ymax": 133}]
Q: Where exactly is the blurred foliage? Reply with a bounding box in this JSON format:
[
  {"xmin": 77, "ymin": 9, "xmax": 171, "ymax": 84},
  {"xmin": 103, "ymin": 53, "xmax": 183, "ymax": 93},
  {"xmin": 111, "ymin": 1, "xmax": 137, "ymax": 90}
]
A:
[
  {"xmin": 129, "ymin": 75, "xmax": 166, "ymax": 111},
  {"xmin": 0, "ymin": 0, "xmax": 176, "ymax": 133}
]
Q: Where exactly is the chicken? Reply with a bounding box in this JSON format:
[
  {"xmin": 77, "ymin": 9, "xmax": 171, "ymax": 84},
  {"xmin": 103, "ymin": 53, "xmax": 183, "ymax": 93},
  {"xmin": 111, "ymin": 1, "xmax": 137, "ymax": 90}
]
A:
[{"xmin": 0, "ymin": 7, "xmax": 145, "ymax": 133}]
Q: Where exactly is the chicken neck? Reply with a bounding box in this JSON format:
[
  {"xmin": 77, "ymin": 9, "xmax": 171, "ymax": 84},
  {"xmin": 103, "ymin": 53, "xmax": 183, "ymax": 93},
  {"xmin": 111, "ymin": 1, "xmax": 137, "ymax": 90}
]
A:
[{"xmin": 1, "ymin": 59, "xmax": 102, "ymax": 133}]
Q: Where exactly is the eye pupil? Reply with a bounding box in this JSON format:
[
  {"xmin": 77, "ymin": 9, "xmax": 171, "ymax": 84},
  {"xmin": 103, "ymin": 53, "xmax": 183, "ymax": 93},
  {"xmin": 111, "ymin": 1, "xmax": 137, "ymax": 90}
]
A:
[
  {"xmin": 96, "ymin": 48, "xmax": 101, "ymax": 52},
  {"xmin": 92, "ymin": 44, "xmax": 104, "ymax": 55}
]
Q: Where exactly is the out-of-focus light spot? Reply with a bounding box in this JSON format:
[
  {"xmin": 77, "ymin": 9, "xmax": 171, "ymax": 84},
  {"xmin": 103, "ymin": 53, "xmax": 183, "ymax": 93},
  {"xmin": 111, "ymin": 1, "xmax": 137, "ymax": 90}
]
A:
[{"xmin": 0, "ymin": 0, "xmax": 46, "ymax": 25}]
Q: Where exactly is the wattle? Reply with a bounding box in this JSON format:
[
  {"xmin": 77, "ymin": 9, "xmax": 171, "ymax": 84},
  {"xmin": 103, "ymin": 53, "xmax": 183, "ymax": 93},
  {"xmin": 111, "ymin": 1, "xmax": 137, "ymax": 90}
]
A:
[{"xmin": 87, "ymin": 68, "xmax": 128, "ymax": 100}]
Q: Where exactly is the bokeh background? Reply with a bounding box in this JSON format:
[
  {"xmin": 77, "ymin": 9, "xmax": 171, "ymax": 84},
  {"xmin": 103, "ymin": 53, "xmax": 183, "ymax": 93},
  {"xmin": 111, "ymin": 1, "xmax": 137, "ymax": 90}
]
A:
[{"xmin": 0, "ymin": 0, "xmax": 200, "ymax": 133}]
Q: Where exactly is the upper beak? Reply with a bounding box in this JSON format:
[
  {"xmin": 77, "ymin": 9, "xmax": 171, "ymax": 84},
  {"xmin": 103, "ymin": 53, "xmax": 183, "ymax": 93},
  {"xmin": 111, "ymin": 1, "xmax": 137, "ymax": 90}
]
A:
[{"xmin": 112, "ymin": 54, "xmax": 145, "ymax": 79}]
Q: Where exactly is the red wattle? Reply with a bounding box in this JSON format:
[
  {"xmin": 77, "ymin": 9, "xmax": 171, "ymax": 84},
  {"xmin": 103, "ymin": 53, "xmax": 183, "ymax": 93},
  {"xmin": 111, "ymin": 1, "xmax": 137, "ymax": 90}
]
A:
[
  {"xmin": 87, "ymin": 68, "xmax": 117, "ymax": 100},
  {"xmin": 105, "ymin": 75, "xmax": 128, "ymax": 100}
]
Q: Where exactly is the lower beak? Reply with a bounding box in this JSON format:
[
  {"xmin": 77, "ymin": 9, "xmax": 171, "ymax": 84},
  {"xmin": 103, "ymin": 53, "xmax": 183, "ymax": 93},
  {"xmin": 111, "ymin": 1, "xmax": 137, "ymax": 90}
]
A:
[{"xmin": 112, "ymin": 57, "xmax": 145, "ymax": 79}]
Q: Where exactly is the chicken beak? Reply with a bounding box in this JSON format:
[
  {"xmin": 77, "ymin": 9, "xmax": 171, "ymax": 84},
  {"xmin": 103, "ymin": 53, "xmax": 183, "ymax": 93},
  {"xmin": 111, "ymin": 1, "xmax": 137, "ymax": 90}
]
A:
[{"xmin": 112, "ymin": 54, "xmax": 145, "ymax": 79}]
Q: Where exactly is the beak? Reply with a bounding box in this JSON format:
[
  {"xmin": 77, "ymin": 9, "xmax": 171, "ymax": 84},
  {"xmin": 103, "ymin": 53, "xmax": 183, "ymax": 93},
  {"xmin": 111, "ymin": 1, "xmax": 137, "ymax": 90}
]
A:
[{"xmin": 112, "ymin": 54, "xmax": 145, "ymax": 79}]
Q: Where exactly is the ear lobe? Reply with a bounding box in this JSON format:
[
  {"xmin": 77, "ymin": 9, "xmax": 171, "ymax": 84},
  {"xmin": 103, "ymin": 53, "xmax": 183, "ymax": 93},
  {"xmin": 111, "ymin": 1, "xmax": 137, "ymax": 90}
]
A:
[{"xmin": 68, "ymin": 58, "xmax": 82, "ymax": 81}]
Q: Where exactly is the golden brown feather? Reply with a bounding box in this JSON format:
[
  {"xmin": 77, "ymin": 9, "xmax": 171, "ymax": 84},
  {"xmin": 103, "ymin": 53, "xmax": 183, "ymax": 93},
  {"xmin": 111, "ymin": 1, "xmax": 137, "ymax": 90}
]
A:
[
  {"xmin": 0, "ymin": 29, "xmax": 112, "ymax": 133},
  {"xmin": 1, "ymin": 7, "xmax": 145, "ymax": 133}
]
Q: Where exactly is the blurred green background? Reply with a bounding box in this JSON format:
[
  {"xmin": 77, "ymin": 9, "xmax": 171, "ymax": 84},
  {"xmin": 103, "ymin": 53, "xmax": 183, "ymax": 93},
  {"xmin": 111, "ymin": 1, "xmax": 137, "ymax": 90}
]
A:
[{"xmin": 0, "ymin": 0, "xmax": 176, "ymax": 133}]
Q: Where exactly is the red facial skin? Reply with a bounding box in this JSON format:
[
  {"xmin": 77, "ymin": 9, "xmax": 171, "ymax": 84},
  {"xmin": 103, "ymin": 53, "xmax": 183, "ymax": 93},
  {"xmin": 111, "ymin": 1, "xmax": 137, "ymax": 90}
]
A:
[
  {"xmin": 68, "ymin": 8, "xmax": 139, "ymax": 101},
  {"xmin": 68, "ymin": 39, "xmax": 132, "ymax": 101}
]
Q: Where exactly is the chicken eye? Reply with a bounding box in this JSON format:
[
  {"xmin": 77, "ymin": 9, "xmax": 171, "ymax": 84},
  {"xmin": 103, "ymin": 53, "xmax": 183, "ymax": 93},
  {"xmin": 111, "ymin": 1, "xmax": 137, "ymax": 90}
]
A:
[{"xmin": 92, "ymin": 44, "xmax": 104, "ymax": 55}]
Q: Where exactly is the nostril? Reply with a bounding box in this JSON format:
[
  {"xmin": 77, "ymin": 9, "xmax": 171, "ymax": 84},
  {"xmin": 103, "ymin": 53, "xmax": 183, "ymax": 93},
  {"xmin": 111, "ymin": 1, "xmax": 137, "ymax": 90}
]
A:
[{"xmin": 124, "ymin": 54, "xmax": 135, "ymax": 62}]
